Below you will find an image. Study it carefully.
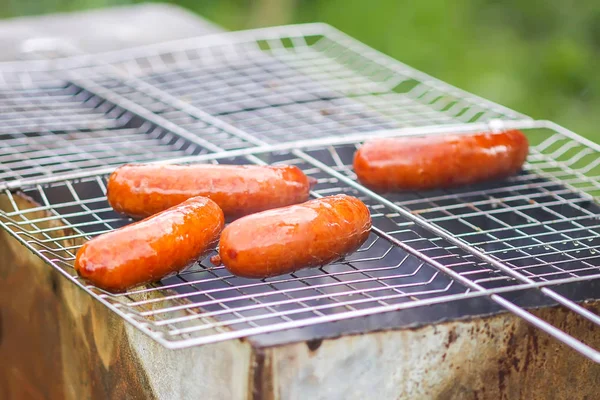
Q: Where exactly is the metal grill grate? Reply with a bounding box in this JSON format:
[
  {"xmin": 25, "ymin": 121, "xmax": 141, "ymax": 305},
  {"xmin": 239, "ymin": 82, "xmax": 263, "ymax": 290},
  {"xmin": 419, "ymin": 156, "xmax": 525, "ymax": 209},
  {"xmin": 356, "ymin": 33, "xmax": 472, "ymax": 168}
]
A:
[
  {"xmin": 302, "ymin": 129, "xmax": 600, "ymax": 284},
  {"xmin": 0, "ymin": 83, "xmax": 223, "ymax": 182},
  {"xmin": 89, "ymin": 29, "xmax": 524, "ymax": 145},
  {"xmin": 0, "ymin": 145, "xmax": 528, "ymax": 342},
  {"xmin": 0, "ymin": 24, "xmax": 598, "ymax": 361}
]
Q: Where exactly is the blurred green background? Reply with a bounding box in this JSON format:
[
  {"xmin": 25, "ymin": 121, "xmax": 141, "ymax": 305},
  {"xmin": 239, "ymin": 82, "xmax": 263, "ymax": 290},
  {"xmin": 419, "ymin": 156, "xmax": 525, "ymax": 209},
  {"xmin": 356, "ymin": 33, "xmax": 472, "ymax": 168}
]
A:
[{"xmin": 1, "ymin": 0, "xmax": 598, "ymax": 140}]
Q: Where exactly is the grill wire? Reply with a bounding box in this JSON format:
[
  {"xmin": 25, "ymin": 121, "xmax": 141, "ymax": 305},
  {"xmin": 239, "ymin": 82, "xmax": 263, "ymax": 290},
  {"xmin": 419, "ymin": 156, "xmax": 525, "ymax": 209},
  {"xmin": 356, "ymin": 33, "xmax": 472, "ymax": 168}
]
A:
[{"xmin": 0, "ymin": 24, "xmax": 599, "ymax": 361}]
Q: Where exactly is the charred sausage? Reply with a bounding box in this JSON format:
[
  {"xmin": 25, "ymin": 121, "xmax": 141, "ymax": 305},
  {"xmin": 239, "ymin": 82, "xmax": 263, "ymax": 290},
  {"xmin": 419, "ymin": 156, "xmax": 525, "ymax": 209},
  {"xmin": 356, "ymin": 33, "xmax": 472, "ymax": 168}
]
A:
[
  {"xmin": 219, "ymin": 194, "xmax": 372, "ymax": 278},
  {"xmin": 74, "ymin": 196, "xmax": 224, "ymax": 292},
  {"xmin": 353, "ymin": 130, "xmax": 529, "ymax": 191},
  {"xmin": 107, "ymin": 164, "xmax": 313, "ymax": 219}
]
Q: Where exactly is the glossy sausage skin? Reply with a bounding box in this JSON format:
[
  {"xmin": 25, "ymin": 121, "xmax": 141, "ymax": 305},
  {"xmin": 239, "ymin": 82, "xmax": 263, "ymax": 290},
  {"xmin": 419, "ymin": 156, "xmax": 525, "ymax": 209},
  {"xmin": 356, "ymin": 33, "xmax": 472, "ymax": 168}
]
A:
[
  {"xmin": 74, "ymin": 196, "xmax": 224, "ymax": 293},
  {"xmin": 107, "ymin": 164, "xmax": 312, "ymax": 219},
  {"xmin": 353, "ymin": 130, "xmax": 529, "ymax": 191},
  {"xmin": 219, "ymin": 194, "xmax": 372, "ymax": 279}
]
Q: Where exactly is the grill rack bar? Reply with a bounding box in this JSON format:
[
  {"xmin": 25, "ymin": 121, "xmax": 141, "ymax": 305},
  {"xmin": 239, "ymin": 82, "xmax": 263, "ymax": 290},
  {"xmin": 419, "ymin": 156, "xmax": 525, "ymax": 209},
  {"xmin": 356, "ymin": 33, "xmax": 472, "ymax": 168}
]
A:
[{"xmin": 0, "ymin": 25, "xmax": 599, "ymax": 360}]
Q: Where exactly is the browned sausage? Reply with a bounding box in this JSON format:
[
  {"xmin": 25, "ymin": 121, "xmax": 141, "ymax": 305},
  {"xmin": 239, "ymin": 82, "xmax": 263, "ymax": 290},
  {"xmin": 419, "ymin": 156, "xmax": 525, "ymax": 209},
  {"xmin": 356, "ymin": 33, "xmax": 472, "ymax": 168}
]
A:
[
  {"xmin": 107, "ymin": 164, "xmax": 313, "ymax": 219},
  {"xmin": 74, "ymin": 196, "xmax": 224, "ymax": 292},
  {"xmin": 219, "ymin": 194, "xmax": 372, "ymax": 279},
  {"xmin": 353, "ymin": 130, "xmax": 529, "ymax": 191}
]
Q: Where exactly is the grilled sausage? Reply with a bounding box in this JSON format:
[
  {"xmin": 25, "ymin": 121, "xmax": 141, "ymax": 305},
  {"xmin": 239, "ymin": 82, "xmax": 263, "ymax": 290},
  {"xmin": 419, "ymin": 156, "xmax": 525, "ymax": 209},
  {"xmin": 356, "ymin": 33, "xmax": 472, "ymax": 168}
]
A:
[
  {"xmin": 107, "ymin": 164, "xmax": 313, "ymax": 219},
  {"xmin": 353, "ymin": 130, "xmax": 529, "ymax": 191},
  {"xmin": 74, "ymin": 196, "xmax": 224, "ymax": 292},
  {"xmin": 219, "ymin": 194, "xmax": 372, "ymax": 278}
]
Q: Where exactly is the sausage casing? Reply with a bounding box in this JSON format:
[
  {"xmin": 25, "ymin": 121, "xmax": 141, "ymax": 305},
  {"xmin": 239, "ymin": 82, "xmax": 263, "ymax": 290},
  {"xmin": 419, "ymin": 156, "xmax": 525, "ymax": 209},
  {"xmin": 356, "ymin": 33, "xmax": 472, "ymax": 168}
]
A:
[
  {"xmin": 107, "ymin": 164, "xmax": 312, "ymax": 219},
  {"xmin": 219, "ymin": 194, "xmax": 372, "ymax": 278},
  {"xmin": 74, "ymin": 196, "xmax": 224, "ymax": 292},
  {"xmin": 353, "ymin": 130, "xmax": 529, "ymax": 191}
]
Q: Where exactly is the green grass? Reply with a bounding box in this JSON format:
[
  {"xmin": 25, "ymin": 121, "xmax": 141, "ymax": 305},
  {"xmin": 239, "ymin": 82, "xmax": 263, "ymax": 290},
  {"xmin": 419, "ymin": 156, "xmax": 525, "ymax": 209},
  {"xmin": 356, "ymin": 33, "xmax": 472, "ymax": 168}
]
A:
[{"xmin": 2, "ymin": 0, "xmax": 599, "ymax": 141}]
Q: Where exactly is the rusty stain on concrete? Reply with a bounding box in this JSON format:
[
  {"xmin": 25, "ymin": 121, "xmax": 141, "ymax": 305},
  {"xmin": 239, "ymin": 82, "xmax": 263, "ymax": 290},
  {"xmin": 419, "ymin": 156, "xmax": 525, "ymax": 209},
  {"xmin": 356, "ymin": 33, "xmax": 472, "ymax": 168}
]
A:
[
  {"xmin": 445, "ymin": 326, "xmax": 457, "ymax": 348},
  {"xmin": 251, "ymin": 348, "xmax": 275, "ymax": 400},
  {"xmin": 306, "ymin": 339, "xmax": 323, "ymax": 352},
  {"xmin": 267, "ymin": 303, "xmax": 600, "ymax": 400}
]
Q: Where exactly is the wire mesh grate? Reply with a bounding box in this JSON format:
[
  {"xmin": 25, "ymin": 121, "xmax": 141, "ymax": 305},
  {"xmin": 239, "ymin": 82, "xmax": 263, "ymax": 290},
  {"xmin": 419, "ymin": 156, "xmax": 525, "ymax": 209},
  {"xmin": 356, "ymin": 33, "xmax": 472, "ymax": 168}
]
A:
[
  {"xmin": 7, "ymin": 23, "xmax": 522, "ymax": 154},
  {"xmin": 301, "ymin": 128, "xmax": 600, "ymax": 286},
  {"xmin": 0, "ymin": 81, "xmax": 261, "ymax": 182},
  {"xmin": 0, "ymin": 24, "xmax": 598, "ymax": 359},
  {"xmin": 94, "ymin": 36, "xmax": 518, "ymax": 146},
  {"xmin": 2, "ymin": 125, "xmax": 599, "ymax": 349},
  {"xmin": 0, "ymin": 23, "xmax": 526, "ymax": 183},
  {"xmin": 0, "ymin": 149, "xmax": 519, "ymax": 343}
]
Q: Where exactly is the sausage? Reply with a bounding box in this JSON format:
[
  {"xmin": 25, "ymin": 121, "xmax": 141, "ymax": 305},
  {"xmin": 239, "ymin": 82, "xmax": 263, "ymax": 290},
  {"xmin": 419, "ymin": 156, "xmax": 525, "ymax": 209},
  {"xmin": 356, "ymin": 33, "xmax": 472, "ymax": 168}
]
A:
[
  {"xmin": 107, "ymin": 164, "xmax": 313, "ymax": 219},
  {"xmin": 353, "ymin": 130, "xmax": 529, "ymax": 191},
  {"xmin": 74, "ymin": 196, "xmax": 224, "ymax": 292},
  {"xmin": 219, "ymin": 194, "xmax": 372, "ymax": 279}
]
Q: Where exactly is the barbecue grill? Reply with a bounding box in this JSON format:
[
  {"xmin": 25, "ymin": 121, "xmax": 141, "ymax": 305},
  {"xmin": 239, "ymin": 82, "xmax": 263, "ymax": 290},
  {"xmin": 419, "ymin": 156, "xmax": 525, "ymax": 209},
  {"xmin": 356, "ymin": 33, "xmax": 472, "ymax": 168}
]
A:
[{"xmin": 1, "ymin": 9, "xmax": 599, "ymax": 399}]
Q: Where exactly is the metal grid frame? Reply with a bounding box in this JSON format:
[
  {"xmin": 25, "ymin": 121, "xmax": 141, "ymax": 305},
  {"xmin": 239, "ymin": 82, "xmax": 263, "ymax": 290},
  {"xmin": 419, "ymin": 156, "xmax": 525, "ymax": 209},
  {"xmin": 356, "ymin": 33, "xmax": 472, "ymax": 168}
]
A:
[
  {"xmin": 88, "ymin": 25, "xmax": 527, "ymax": 142},
  {"xmin": 0, "ymin": 24, "xmax": 598, "ymax": 361},
  {"xmin": 0, "ymin": 80, "xmax": 254, "ymax": 182},
  {"xmin": 2, "ymin": 122, "xmax": 599, "ymax": 356}
]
